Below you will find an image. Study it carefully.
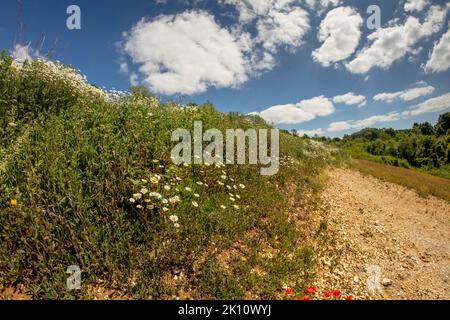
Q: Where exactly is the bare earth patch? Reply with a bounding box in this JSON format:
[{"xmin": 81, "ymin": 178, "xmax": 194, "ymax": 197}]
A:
[{"xmin": 316, "ymin": 168, "xmax": 450, "ymax": 300}]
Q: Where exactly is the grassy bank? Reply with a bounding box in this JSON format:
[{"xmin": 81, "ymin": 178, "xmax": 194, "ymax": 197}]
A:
[
  {"xmin": 351, "ymin": 159, "xmax": 450, "ymax": 202},
  {"xmin": 0, "ymin": 54, "xmax": 345, "ymax": 299}
]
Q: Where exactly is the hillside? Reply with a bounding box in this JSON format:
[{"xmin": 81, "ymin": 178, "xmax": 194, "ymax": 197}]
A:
[{"xmin": 0, "ymin": 53, "xmax": 345, "ymax": 299}]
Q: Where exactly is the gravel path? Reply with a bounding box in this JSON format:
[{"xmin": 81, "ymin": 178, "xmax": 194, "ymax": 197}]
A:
[{"xmin": 316, "ymin": 168, "xmax": 450, "ymax": 300}]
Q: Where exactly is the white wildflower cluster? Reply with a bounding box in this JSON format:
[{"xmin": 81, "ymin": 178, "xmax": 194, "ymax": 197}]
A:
[
  {"xmin": 302, "ymin": 140, "xmax": 341, "ymax": 161},
  {"xmin": 128, "ymin": 159, "xmax": 247, "ymax": 229},
  {"xmin": 9, "ymin": 58, "xmax": 109, "ymax": 100},
  {"xmin": 279, "ymin": 155, "xmax": 299, "ymax": 168}
]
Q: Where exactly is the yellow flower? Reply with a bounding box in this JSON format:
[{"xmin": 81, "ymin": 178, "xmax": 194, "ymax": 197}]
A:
[{"xmin": 10, "ymin": 199, "xmax": 18, "ymax": 206}]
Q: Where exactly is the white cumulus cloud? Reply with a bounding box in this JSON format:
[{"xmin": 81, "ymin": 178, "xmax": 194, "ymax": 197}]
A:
[
  {"xmin": 297, "ymin": 128, "xmax": 325, "ymax": 137},
  {"xmin": 312, "ymin": 6, "xmax": 363, "ymax": 67},
  {"xmin": 402, "ymin": 92, "xmax": 450, "ymax": 116},
  {"xmin": 404, "ymin": 0, "xmax": 430, "ymax": 13},
  {"xmin": 122, "ymin": 11, "xmax": 250, "ymax": 95},
  {"xmin": 327, "ymin": 113, "xmax": 401, "ymax": 132},
  {"xmin": 373, "ymin": 84, "xmax": 435, "ymax": 103},
  {"xmin": 252, "ymin": 95, "xmax": 335, "ymax": 125},
  {"xmin": 346, "ymin": 5, "xmax": 448, "ymax": 74},
  {"xmin": 424, "ymin": 24, "xmax": 450, "ymax": 73},
  {"xmin": 333, "ymin": 92, "xmax": 367, "ymax": 107},
  {"xmin": 327, "ymin": 92, "xmax": 450, "ymax": 133}
]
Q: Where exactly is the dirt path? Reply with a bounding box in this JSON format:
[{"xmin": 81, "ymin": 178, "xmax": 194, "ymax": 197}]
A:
[{"xmin": 316, "ymin": 168, "xmax": 450, "ymax": 300}]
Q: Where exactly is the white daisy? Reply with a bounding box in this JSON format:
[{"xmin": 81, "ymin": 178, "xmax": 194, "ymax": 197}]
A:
[{"xmin": 169, "ymin": 215, "xmax": 179, "ymax": 222}]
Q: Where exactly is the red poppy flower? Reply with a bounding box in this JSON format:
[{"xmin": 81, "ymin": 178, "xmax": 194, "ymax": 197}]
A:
[
  {"xmin": 323, "ymin": 291, "xmax": 331, "ymax": 298},
  {"xmin": 346, "ymin": 296, "xmax": 353, "ymax": 301},
  {"xmin": 306, "ymin": 286, "xmax": 317, "ymax": 294},
  {"xmin": 292, "ymin": 297, "xmax": 299, "ymax": 300},
  {"xmin": 301, "ymin": 296, "xmax": 311, "ymax": 300},
  {"xmin": 332, "ymin": 289, "xmax": 342, "ymax": 298},
  {"xmin": 285, "ymin": 288, "xmax": 294, "ymax": 295}
]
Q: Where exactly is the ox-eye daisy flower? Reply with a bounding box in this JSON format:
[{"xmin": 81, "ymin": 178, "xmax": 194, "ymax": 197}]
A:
[
  {"xmin": 169, "ymin": 215, "xmax": 179, "ymax": 222},
  {"xmin": 192, "ymin": 201, "xmax": 199, "ymax": 208},
  {"xmin": 150, "ymin": 177, "xmax": 159, "ymax": 184}
]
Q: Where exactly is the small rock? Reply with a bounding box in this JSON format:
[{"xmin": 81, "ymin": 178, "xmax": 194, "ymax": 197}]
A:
[{"xmin": 382, "ymin": 278, "xmax": 392, "ymax": 287}]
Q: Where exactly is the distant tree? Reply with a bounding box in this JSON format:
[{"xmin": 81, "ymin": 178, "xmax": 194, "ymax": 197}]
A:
[
  {"xmin": 436, "ymin": 112, "xmax": 450, "ymax": 136},
  {"xmin": 413, "ymin": 122, "xmax": 435, "ymax": 135}
]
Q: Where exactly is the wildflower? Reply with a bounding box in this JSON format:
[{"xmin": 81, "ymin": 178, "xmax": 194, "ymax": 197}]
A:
[
  {"xmin": 196, "ymin": 181, "xmax": 203, "ymax": 186},
  {"xmin": 162, "ymin": 199, "xmax": 169, "ymax": 204},
  {"xmin": 192, "ymin": 201, "xmax": 199, "ymax": 208},
  {"xmin": 149, "ymin": 192, "xmax": 162, "ymax": 199},
  {"xmin": 323, "ymin": 291, "xmax": 331, "ymax": 298},
  {"xmin": 150, "ymin": 177, "xmax": 159, "ymax": 184},
  {"xmin": 239, "ymin": 184, "xmax": 245, "ymax": 189},
  {"xmin": 10, "ymin": 199, "xmax": 18, "ymax": 206},
  {"xmin": 152, "ymin": 160, "xmax": 159, "ymax": 163},
  {"xmin": 176, "ymin": 177, "xmax": 182, "ymax": 181},
  {"xmin": 226, "ymin": 185, "xmax": 232, "ymax": 190},
  {"xmin": 220, "ymin": 175, "xmax": 227, "ymax": 180},
  {"xmin": 306, "ymin": 286, "xmax": 317, "ymax": 294},
  {"xmin": 174, "ymin": 223, "xmax": 180, "ymax": 228},
  {"xmin": 169, "ymin": 215, "xmax": 179, "ymax": 223},
  {"xmin": 133, "ymin": 193, "xmax": 142, "ymax": 200},
  {"xmin": 129, "ymin": 198, "xmax": 136, "ymax": 203},
  {"xmin": 218, "ymin": 181, "xmax": 224, "ymax": 186},
  {"xmin": 141, "ymin": 179, "xmax": 148, "ymax": 183},
  {"xmin": 285, "ymin": 288, "xmax": 293, "ymax": 295},
  {"xmin": 136, "ymin": 205, "xmax": 143, "ymax": 209},
  {"xmin": 185, "ymin": 187, "xmax": 192, "ymax": 192},
  {"xmin": 164, "ymin": 185, "xmax": 171, "ymax": 191},
  {"xmin": 301, "ymin": 296, "xmax": 311, "ymax": 301},
  {"xmin": 140, "ymin": 188, "xmax": 148, "ymax": 195},
  {"xmin": 229, "ymin": 197, "xmax": 236, "ymax": 202},
  {"xmin": 332, "ymin": 289, "xmax": 341, "ymax": 298},
  {"xmin": 220, "ymin": 205, "xmax": 226, "ymax": 209},
  {"xmin": 233, "ymin": 205, "xmax": 239, "ymax": 210},
  {"xmin": 163, "ymin": 207, "xmax": 169, "ymax": 212},
  {"xmin": 169, "ymin": 196, "xmax": 180, "ymax": 204},
  {"xmin": 236, "ymin": 195, "xmax": 241, "ymax": 199},
  {"xmin": 194, "ymin": 193, "xmax": 200, "ymax": 198},
  {"xmin": 346, "ymin": 296, "xmax": 353, "ymax": 301}
]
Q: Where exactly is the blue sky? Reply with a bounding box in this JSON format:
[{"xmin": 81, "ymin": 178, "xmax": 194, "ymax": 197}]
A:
[{"xmin": 0, "ymin": 0, "xmax": 449, "ymax": 137}]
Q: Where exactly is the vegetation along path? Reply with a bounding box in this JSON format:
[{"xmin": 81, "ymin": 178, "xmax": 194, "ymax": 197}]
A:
[{"xmin": 316, "ymin": 167, "xmax": 450, "ymax": 300}]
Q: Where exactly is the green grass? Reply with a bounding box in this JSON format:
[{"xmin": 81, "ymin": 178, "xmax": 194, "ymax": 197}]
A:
[
  {"xmin": 351, "ymin": 159, "xmax": 450, "ymax": 202},
  {"xmin": 0, "ymin": 55, "xmax": 345, "ymax": 299}
]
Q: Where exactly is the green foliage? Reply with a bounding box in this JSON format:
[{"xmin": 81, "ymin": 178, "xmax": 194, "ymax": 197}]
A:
[
  {"xmin": 0, "ymin": 55, "xmax": 342, "ymax": 299},
  {"xmin": 338, "ymin": 115, "xmax": 450, "ymax": 179}
]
